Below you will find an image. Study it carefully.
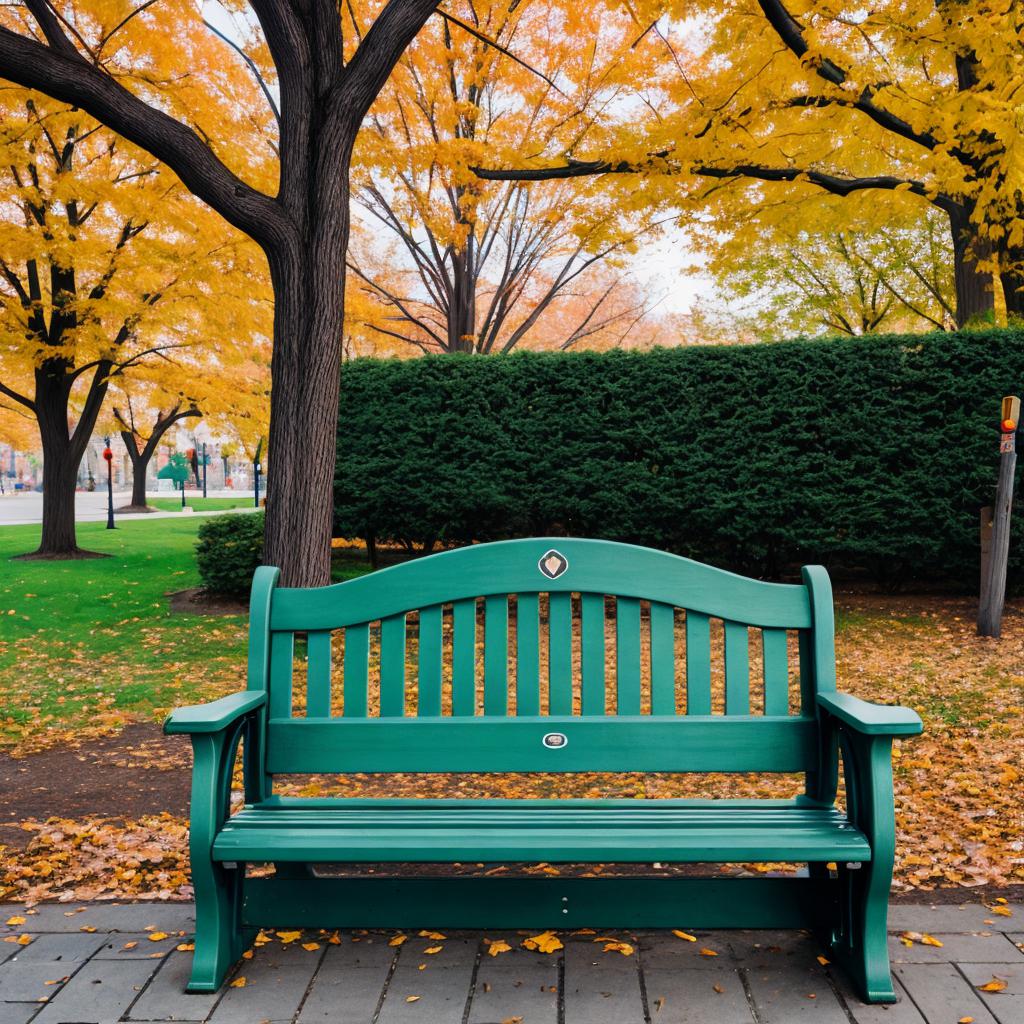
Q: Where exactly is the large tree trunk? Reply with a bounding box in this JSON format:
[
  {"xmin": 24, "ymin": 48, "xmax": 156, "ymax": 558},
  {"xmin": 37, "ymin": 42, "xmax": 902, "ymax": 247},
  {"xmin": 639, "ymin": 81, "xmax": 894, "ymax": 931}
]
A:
[
  {"xmin": 32, "ymin": 359, "xmax": 107, "ymax": 556},
  {"xmin": 999, "ymin": 247, "xmax": 1024, "ymax": 320},
  {"xmin": 948, "ymin": 203, "xmax": 994, "ymax": 327},
  {"xmin": 262, "ymin": 133, "xmax": 355, "ymax": 587}
]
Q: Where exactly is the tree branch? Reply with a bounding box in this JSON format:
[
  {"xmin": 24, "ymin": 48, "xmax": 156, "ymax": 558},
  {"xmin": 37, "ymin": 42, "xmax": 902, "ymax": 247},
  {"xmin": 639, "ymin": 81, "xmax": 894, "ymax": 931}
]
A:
[{"xmin": 0, "ymin": 20, "xmax": 290, "ymax": 248}]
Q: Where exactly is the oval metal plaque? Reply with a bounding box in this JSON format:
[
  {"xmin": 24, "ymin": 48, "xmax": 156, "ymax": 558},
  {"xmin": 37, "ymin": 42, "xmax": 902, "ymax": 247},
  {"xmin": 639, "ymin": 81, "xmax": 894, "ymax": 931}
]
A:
[{"xmin": 542, "ymin": 732, "xmax": 568, "ymax": 749}]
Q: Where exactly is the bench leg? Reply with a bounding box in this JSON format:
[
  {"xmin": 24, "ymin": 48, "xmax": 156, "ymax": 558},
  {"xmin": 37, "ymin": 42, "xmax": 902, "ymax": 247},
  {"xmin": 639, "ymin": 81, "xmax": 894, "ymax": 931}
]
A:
[
  {"xmin": 188, "ymin": 859, "xmax": 246, "ymax": 993},
  {"xmin": 823, "ymin": 732, "xmax": 898, "ymax": 1004}
]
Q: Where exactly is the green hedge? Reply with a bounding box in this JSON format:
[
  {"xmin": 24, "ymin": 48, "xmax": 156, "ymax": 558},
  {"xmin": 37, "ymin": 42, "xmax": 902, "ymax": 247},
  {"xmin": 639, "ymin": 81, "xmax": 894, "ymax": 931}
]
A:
[
  {"xmin": 196, "ymin": 512, "xmax": 264, "ymax": 598},
  {"xmin": 334, "ymin": 329, "xmax": 1024, "ymax": 587}
]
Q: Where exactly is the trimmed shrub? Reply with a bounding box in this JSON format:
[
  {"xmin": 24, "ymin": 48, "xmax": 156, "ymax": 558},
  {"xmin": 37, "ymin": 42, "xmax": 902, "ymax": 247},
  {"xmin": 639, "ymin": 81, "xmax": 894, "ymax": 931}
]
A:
[
  {"xmin": 334, "ymin": 328, "xmax": 1024, "ymax": 588},
  {"xmin": 196, "ymin": 512, "xmax": 264, "ymax": 598}
]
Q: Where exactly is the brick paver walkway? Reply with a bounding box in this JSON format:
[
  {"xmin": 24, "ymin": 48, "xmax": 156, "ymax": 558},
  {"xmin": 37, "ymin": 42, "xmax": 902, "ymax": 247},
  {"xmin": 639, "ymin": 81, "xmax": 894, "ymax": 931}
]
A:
[{"xmin": 1, "ymin": 902, "xmax": 1021, "ymax": 1023}]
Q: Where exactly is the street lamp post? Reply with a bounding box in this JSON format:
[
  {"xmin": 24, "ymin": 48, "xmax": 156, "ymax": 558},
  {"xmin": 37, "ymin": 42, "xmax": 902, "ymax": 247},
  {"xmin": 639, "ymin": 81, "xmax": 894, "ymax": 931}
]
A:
[
  {"xmin": 202, "ymin": 442, "xmax": 208, "ymax": 499},
  {"xmin": 102, "ymin": 438, "xmax": 115, "ymax": 530}
]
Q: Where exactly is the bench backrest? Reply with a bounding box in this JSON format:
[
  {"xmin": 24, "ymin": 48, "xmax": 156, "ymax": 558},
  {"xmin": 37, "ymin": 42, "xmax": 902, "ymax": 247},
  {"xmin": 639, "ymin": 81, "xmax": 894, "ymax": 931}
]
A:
[{"xmin": 249, "ymin": 538, "xmax": 835, "ymax": 776}]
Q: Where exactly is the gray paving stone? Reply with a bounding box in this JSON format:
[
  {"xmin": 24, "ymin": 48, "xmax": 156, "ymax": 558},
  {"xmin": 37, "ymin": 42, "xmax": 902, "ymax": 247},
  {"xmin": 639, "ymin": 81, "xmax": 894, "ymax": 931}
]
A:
[
  {"xmin": 296, "ymin": 941, "xmax": 397, "ymax": 1024},
  {"xmin": 376, "ymin": 938, "xmax": 476, "ymax": 1024},
  {"xmin": 3, "ymin": 934, "xmax": 107, "ymax": 964},
  {"xmin": 894, "ymin": 963, "xmax": 999, "ymax": 1024},
  {"xmin": 563, "ymin": 938, "xmax": 645, "ymax": 1024},
  {"xmin": 889, "ymin": 904, "xmax": 1022, "ymax": 935},
  {"xmin": 32, "ymin": 958, "xmax": 159, "ymax": 1024},
  {"xmin": 742, "ymin": 958, "xmax": 847, "ymax": 1023},
  {"xmin": 206, "ymin": 939, "xmax": 324, "ymax": 1023},
  {"xmin": 125, "ymin": 951, "xmax": 219, "ymax": 1022},
  {"xmin": 0, "ymin": 960, "xmax": 77, "ymax": 1002},
  {"xmin": 642, "ymin": 964, "xmax": 753, "ymax": 1023},
  {"xmin": 831, "ymin": 973, "xmax": 927, "ymax": 1023},
  {"xmin": 890, "ymin": 932, "xmax": 1024, "ymax": 963},
  {"xmin": 0, "ymin": 905, "xmax": 194, "ymax": 937},
  {"xmin": 468, "ymin": 943, "xmax": 558, "ymax": 1024},
  {"xmin": 727, "ymin": 929, "xmax": 826, "ymax": 971},
  {"xmin": 637, "ymin": 930, "xmax": 732, "ymax": 968},
  {"xmin": 0, "ymin": 1003, "xmax": 44, "ymax": 1024},
  {"xmin": 325, "ymin": 934, "xmax": 397, "ymax": 971},
  {"xmin": 91, "ymin": 934, "xmax": 181, "ymax": 961},
  {"xmin": 954, "ymin": 961, "xmax": 1024, "ymax": 1024}
]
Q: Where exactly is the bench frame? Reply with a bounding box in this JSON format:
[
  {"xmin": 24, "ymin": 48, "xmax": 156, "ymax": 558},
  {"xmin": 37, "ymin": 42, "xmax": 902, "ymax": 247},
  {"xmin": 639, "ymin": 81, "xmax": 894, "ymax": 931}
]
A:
[{"xmin": 165, "ymin": 538, "xmax": 922, "ymax": 1003}]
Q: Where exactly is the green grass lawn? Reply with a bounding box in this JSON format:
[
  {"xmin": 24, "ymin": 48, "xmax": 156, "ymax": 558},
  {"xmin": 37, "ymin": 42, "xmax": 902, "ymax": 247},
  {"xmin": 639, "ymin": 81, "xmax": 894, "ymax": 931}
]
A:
[
  {"xmin": 147, "ymin": 497, "xmax": 255, "ymax": 512},
  {"xmin": 0, "ymin": 517, "xmax": 372, "ymax": 750}
]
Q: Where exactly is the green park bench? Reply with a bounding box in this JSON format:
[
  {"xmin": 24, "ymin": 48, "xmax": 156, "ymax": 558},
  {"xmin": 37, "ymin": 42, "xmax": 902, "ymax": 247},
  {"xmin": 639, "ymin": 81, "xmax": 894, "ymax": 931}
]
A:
[{"xmin": 165, "ymin": 537, "xmax": 922, "ymax": 1002}]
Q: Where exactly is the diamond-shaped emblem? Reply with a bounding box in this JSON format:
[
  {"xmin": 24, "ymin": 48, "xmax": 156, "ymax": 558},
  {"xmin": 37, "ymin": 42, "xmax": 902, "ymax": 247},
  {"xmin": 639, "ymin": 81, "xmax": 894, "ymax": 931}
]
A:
[{"xmin": 538, "ymin": 549, "xmax": 569, "ymax": 580}]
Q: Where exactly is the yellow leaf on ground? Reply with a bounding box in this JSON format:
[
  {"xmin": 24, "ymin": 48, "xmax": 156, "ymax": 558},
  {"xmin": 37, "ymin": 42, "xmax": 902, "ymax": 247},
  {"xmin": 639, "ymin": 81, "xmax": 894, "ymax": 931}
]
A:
[
  {"xmin": 488, "ymin": 940, "xmax": 512, "ymax": 956},
  {"xmin": 713, "ymin": 983, "xmax": 724, "ymax": 993},
  {"xmin": 230, "ymin": 977, "xmax": 246, "ymax": 988},
  {"xmin": 80, "ymin": 926, "xmax": 97, "ymax": 933},
  {"xmin": 424, "ymin": 945, "xmax": 443, "ymax": 954},
  {"xmin": 6, "ymin": 916, "xmax": 26, "ymax": 926},
  {"xmin": 17, "ymin": 934, "xmax": 32, "ymax": 946},
  {"xmin": 176, "ymin": 943, "xmax": 194, "ymax": 952},
  {"xmin": 327, "ymin": 933, "xmax": 341, "ymax": 945},
  {"xmin": 958, "ymin": 1017, "xmax": 975, "ymax": 1023},
  {"xmin": 522, "ymin": 931, "xmax": 563, "ymax": 954},
  {"xmin": 242, "ymin": 950, "xmax": 253, "ymax": 960},
  {"xmin": 602, "ymin": 941, "xmax": 634, "ymax": 956},
  {"xmin": 672, "ymin": 930, "xmax": 697, "ymax": 942},
  {"xmin": 816, "ymin": 955, "xmax": 830, "ymax": 965},
  {"xmin": 276, "ymin": 931, "xmax": 302, "ymax": 944},
  {"xmin": 978, "ymin": 978, "xmax": 1008, "ymax": 992},
  {"xmin": 699, "ymin": 948, "xmax": 718, "ymax": 957},
  {"xmin": 302, "ymin": 942, "xmax": 320, "ymax": 951},
  {"xmin": 418, "ymin": 931, "xmax": 446, "ymax": 940},
  {"xmin": 148, "ymin": 932, "xmax": 167, "ymax": 942},
  {"xmin": 920, "ymin": 934, "xmax": 943, "ymax": 947},
  {"xmin": 389, "ymin": 935, "xmax": 408, "ymax": 947},
  {"xmin": 418, "ymin": 963, "xmax": 426, "ymax": 970},
  {"xmin": 123, "ymin": 942, "xmax": 137, "ymax": 950},
  {"xmin": 405, "ymin": 995, "xmax": 420, "ymax": 1003},
  {"xmin": 989, "ymin": 906, "xmax": 1012, "ymax": 917}
]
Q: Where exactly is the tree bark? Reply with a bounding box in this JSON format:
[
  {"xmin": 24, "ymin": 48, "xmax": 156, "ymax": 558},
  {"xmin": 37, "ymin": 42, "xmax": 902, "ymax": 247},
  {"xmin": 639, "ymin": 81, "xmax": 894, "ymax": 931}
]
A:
[
  {"xmin": 33, "ymin": 357, "xmax": 110, "ymax": 555},
  {"xmin": 948, "ymin": 203, "xmax": 994, "ymax": 327},
  {"xmin": 999, "ymin": 249, "xmax": 1024, "ymax": 319}
]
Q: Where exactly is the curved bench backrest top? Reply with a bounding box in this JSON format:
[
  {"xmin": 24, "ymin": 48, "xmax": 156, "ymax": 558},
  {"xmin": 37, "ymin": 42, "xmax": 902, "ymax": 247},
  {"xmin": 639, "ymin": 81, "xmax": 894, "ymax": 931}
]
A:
[{"xmin": 249, "ymin": 538, "xmax": 836, "ymax": 776}]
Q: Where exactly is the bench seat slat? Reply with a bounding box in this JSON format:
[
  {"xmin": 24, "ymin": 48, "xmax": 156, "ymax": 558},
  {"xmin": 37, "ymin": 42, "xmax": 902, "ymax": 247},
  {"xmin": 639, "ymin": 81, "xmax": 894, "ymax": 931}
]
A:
[
  {"xmin": 265, "ymin": 717, "xmax": 816, "ymax": 773},
  {"xmin": 213, "ymin": 804, "xmax": 869, "ymax": 864}
]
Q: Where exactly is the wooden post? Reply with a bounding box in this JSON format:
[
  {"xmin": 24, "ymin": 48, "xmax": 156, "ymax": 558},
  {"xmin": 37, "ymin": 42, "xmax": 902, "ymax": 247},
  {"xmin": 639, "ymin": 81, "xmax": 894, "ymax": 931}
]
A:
[{"xmin": 978, "ymin": 396, "xmax": 1020, "ymax": 637}]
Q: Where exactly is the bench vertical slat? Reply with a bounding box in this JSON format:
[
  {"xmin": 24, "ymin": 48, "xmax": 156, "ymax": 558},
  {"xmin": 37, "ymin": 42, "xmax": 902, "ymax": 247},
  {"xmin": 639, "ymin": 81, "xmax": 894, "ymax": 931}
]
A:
[
  {"xmin": 342, "ymin": 624, "xmax": 369, "ymax": 717},
  {"xmin": 580, "ymin": 593, "xmax": 606, "ymax": 716},
  {"xmin": 379, "ymin": 613, "xmax": 407, "ymax": 717},
  {"xmin": 548, "ymin": 592, "xmax": 574, "ymax": 715},
  {"xmin": 305, "ymin": 630, "xmax": 333, "ymax": 717},
  {"xmin": 685, "ymin": 611, "xmax": 712, "ymax": 715},
  {"xmin": 483, "ymin": 595, "xmax": 509, "ymax": 716},
  {"xmin": 268, "ymin": 632, "xmax": 295, "ymax": 719},
  {"xmin": 649, "ymin": 602, "xmax": 676, "ymax": 715},
  {"xmin": 515, "ymin": 593, "xmax": 540, "ymax": 716},
  {"xmin": 616, "ymin": 597, "xmax": 642, "ymax": 714},
  {"xmin": 724, "ymin": 621, "xmax": 751, "ymax": 715},
  {"xmin": 417, "ymin": 605, "xmax": 443, "ymax": 717},
  {"xmin": 451, "ymin": 599, "xmax": 477, "ymax": 716},
  {"xmin": 762, "ymin": 628, "xmax": 790, "ymax": 716}
]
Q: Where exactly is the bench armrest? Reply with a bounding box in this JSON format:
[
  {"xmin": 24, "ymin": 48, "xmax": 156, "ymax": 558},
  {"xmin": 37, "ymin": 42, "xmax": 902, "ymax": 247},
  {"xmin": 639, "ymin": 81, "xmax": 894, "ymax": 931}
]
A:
[
  {"xmin": 817, "ymin": 691, "xmax": 922, "ymax": 737},
  {"xmin": 164, "ymin": 691, "xmax": 266, "ymax": 735}
]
